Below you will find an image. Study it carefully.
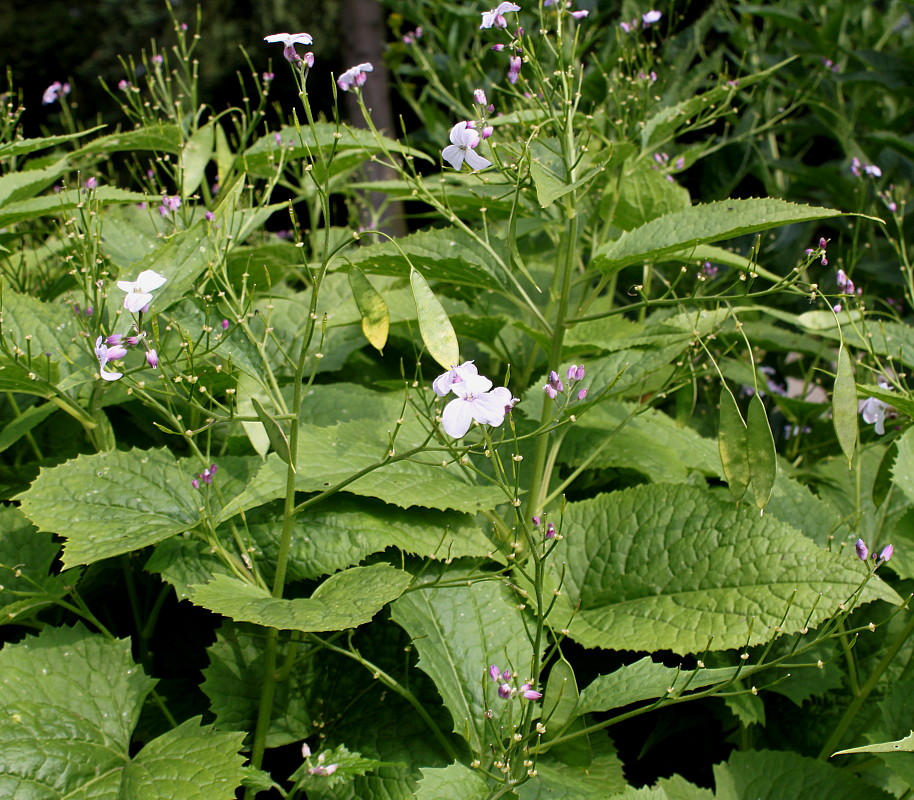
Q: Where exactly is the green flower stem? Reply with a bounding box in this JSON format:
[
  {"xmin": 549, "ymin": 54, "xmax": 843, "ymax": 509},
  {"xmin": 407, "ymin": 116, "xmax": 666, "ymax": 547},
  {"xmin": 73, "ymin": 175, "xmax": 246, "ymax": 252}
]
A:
[{"xmin": 818, "ymin": 603, "xmax": 914, "ymax": 760}]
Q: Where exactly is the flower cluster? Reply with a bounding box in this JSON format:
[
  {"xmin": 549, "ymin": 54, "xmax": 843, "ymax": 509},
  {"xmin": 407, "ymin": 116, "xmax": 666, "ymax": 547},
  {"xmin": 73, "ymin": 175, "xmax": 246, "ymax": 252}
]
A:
[
  {"xmin": 850, "ymin": 157, "xmax": 882, "ymax": 178},
  {"xmin": 338, "ymin": 63, "xmax": 373, "ymax": 92},
  {"xmin": 191, "ymin": 464, "xmax": 218, "ymax": 490},
  {"xmin": 42, "ymin": 81, "xmax": 70, "ymax": 105},
  {"xmin": 433, "ymin": 361, "xmax": 516, "ymax": 438},
  {"xmin": 301, "ymin": 743, "xmax": 339, "ymax": 777},
  {"xmin": 620, "ymin": 10, "xmax": 662, "ymax": 32},
  {"xmin": 544, "ymin": 364, "xmax": 588, "ymax": 401},
  {"xmin": 479, "ymin": 2, "xmax": 525, "ymax": 85},
  {"xmin": 264, "ymin": 32, "xmax": 314, "ymax": 66},
  {"xmin": 855, "ymin": 538, "xmax": 894, "ymax": 566},
  {"xmin": 159, "ymin": 195, "xmax": 181, "ymax": 218},
  {"xmin": 488, "ymin": 664, "xmax": 542, "ymax": 700},
  {"xmin": 532, "ymin": 515, "xmax": 558, "ymax": 540}
]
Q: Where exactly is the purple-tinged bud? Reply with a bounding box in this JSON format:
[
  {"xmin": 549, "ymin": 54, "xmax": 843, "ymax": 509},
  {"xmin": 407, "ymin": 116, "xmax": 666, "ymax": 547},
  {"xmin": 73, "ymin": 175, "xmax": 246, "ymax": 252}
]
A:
[
  {"xmin": 106, "ymin": 334, "xmax": 123, "ymax": 346},
  {"xmin": 303, "ymin": 52, "xmax": 315, "ymax": 68},
  {"xmin": 222, "ymin": 319, "xmax": 230, "ymax": 330},
  {"xmin": 205, "ymin": 211, "xmax": 215, "ymax": 221},
  {"xmin": 567, "ymin": 364, "xmax": 578, "ymax": 381},
  {"xmin": 498, "ymin": 683, "xmax": 512, "ymax": 699},
  {"xmin": 73, "ymin": 304, "xmax": 81, "ymax": 315},
  {"xmin": 491, "ymin": 44, "xmax": 505, "ymax": 51},
  {"xmin": 481, "ymin": 126, "xmax": 494, "ymax": 140},
  {"xmin": 577, "ymin": 388, "xmax": 588, "ymax": 400},
  {"xmin": 118, "ymin": 79, "xmax": 131, "ymax": 91},
  {"xmin": 125, "ymin": 336, "xmax": 139, "ymax": 346},
  {"xmin": 106, "ymin": 345, "xmax": 128, "ymax": 361},
  {"xmin": 474, "ymin": 88, "xmax": 487, "ymax": 105},
  {"xmin": 544, "ymin": 384, "xmax": 557, "ymax": 399},
  {"xmin": 302, "ymin": 743, "xmax": 312, "ymax": 758},
  {"xmin": 532, "ymin": 515, "xmax": 541, "ymax": 527},
  {"xmin": 262, "ymin": 72, "xmax": 275, "ymax": 83},
  {"xmin": 855, "ymin": 538, "xmax": 868, "ymax": 561},
  {"xmin": 489, "ymin": 664, "xmax": 501, "ymax": 682},
  {"xmin": 548, "ymin": 370, "xmax": 561, "ymax": 387},
  {"xmin": 879, "ymin": 544, "xmax": 894, "ymax": 562},
  {"xmin": 836, "ymin": 269, "xmax": 848, "ymax": 288},
  {"xmin": 508, "ymin": 56, "xmax": 522, "ymax": 84},
  {"xmin": 520, "ymin": 684, "xmax": 542, "ymax": 700},
  {"xmin": 323, "ymin": 764, "xmax": 339, "ymax": 776},
  {"xmin": 191, "ymin": 478, "xmax": 200, "ymax": 490},
  {"xmin": 515, "ymin": 26, "xmax": 524, "ymax": 37},
  {"xmin": 821, "ymin": 257, "xmax": 828, "ymax": 266},
  {"xmin": 575, "ymin": 365, "xmax": 586, "ymax": 381},
  {"xmin": 145, "ymin": 349, "xmax": 159, "ymax": 368},
  {"xmin": 84, "ymin": 177, "xmax": 98, "ymax": 190},
  {"xmin": 210, "ymin": 463, "xmax": 219, "ymax": 475},
  {"xmin": 487, "ymin": 103, "xmax": 495, "ymax": 113},
  {"xmin": 84, "ymin": 307, "xmax": 94, "ymax": 316},
  {"xmin": 819, "ymin": 237, "xmax": 827, "ymax": 249},
  {"xmin": 570, "ymin": 10, "xmax": 589, "ymax": 18},
  {"xmin": 545, "ymin": 522, "xmax": 556, "ymax": 539},
  {"xmin": 502, "ymin": 668, "xmax": 512, "ymax": 682}
]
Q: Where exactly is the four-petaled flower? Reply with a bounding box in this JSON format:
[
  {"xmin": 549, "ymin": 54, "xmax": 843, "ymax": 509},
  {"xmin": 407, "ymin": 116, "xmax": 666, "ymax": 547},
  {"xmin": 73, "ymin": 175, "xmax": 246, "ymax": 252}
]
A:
[
  {"xmin": 442, "ymin": 122, "xmax": 492, "ymax": 171},
  {"xmin": 117, "ymin": 269, "xmax": 167, "ymax": 313},
  {"xmin": 338, "ymin": 62, "xmax": 373, "ymax": 91},
  {"xmin": 433, "ymin": 360, "xmax": 478, "ymax": 396},
  {"xmin": 42, "ymin": 81, "xmax": 71, "ymax": 105},
  {"xmin": 441, "ymin": 373, "xmax": 513, "ymax": 438},
  {"xmin": 94, "ymin": 336, "xmax": 128, "ymax": 382},
  {"xmin": 480, "ymin": 2, "xmax": 521, "ymax": 29}
]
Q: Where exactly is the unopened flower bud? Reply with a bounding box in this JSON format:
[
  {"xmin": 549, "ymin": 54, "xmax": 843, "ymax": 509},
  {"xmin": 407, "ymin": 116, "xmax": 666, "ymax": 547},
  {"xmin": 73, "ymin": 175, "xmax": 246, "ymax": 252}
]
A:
[
  {"xmin": 545, "ymin": 522, "xmax": 556, "ymax": 539},
  {"xmin": 819, "ymin": 237, "xmax": 827, "ymax": 249},
  {"xmin": 577, "ymin": 388, "xmax": 588, "ymax": 400},
  {"xmin": 532, "ymin": 515, "xmax": 541, "ymax": 527},
  {"xmin": 489, "ymin": 664, "xmax": 501, "ymax": 682},
  {"xmin": 145, "ymin": 349, "xmax": 159, "ymax": 368},
  {"xmin": 855, "ymin": 538, "xmax": 868, "ymax": 561},
  {"xmin": 498, "ymin": 683, "xmax": 512, "ymax": 699},
  {"xmin": 474, "ymin": 88, "xmax": 487, "ymax": 105},
  {"xmin": 106, "ymin": 334, "xmax": 123, "ymax": 346},
  {"xmin": 481, "ymin": 126, "xmax": 494, "ymax": 139},
  {"xmin": 520, "ymin": 684, "xmax": 542, "ymax": 700},
  {"xmin": 302, "ymin": 743, "xmax": 312, "ymax": 758},
  {"xmin": 879, "ymin": 544, "xmax": 894, "ymax": 562}
]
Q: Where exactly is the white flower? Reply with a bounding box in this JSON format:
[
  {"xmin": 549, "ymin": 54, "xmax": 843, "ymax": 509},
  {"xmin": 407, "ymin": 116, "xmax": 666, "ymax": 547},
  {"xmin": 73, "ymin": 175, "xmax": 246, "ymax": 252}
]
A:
[
  {"xmin": 860, "ymin": 397, "xmax": 889, "ymax": 435},
  {"xmin": 642, "ymin": 10, "xmax": 662, "ymax": 24},
  {"xmin": 480, "ymin": 2, "xmax": 521, "ymax": 29},
  {"xmin": 263, "ymin": 32, "xmax": 313, "ymax": 46},
  {"xmin": 441, "ymin": 373, "xmax": 513, "ymax": 438},
  {"xmin": 337, "ymin": 63, "xmax": 373, "ymax": 91},
  {"xmin": 433, "ymin": 361, "xmax": 478, "ymax": 396},
  {"xmin": 94, "ymin": 336, "xmax": 126, "ymax": 382},
  {"xmin": 116, "ymin": 270, "xmax": 167, "ymax": 313},
  {"xmin": 442, "ymin": 122, "xmax": 492, "ymax": 171}
]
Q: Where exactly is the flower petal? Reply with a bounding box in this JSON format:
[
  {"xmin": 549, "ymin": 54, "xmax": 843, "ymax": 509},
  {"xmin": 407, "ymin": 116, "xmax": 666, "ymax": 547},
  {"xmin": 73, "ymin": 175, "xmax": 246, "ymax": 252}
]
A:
[
  {"xmin": 463, "ymin": 148, "xmax": 492, "ymax": 171},
  {"xmin": 442, "ymin": 397, "xmax": 475, "ymax": 438},
  {"xmin": 135, "ymin": 270, "xmax": 168, "ymax": 292},
  {"xmin": 442, "ymin": 144, "xmax": 466, "ymax": 171}
]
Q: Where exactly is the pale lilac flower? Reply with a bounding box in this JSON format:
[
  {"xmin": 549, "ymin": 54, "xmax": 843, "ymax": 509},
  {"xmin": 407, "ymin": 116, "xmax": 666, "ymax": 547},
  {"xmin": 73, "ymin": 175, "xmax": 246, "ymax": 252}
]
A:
[
  {"xmin": 491, "ymin": 43, "xmax": 506, "ymax": 51},
  {"xmin": 145, "ymin": 349, "xmax": 159, "ymax": 368},
  {"xmin": 337, "ymin": 63, "xmax": 373, "ymax": 91},
  {"xmin": 855, "ymin": 538, "xmax": 868, "ymax": 561},
  {"xmin": 205, "ymin": 210, "xmax": 215, "ymax": 221},
  {"xmin": 489, "ymin": 664, "xmax": 501, "ymax": 682},
  {"xmin": 577, "ymin": 388, "xmax": 588, "ymax": 400},
  {"xmin": 508, "ymin": 55, "xmax": 522, "ymax": 84},
  {"xmin": 84, "ymin": 177, "xmax": 98, "ymax": 190},
  {"xmin": 262, "ymin": 71, "xmax": 275, "ymax": 82},
  {"xmin": 878, "ymin": 544, "xmax": 894, "ymax": 563},
  {"xmin": 152, "ymin": 54, "xmax": 164, "ymax": 64},
  {"xmin": 545, "ymin": 522, "xmax": 556, "ymax": 539},
  {"xmin": 498, "ymin": 683, "xmax": 512, "ymax": 699},
  {"xmin": 221, "ymin": 319, "xmax": 230, "ymax": 330},
  {"xmin": 532, "ymin": 515, "xmax": 541, "ymax": 527},
  {"xmin": 264, "ymin": 32, "xmax": 313, "ymax": 48},
  {"xmin": 117, "ymin": 79, "xmax": 131, "ymax": 91},
  {"xmin": 442, "ymin": 122, "xmax": 492, "ymax": 171},
  {"xmin": 303, "ymin": 52, "xmax": 315, "ymax": 68},
  {"xmin": 570, "ymin": 10, "xmax": 589, "ymax": 18},
  {"xmin": 116, "ymin": 269, "xmax": 167, "ymax": 313},
  {"xmin": 433, "ymin": 361, "xmax": 478, "ymax": 396},
  {"xmin": 441, "ymin": 373, "xmax": 513, "ymax": 438},
  {"xmin": 850, "ymin": 157, "xmax": 862, "ymax": 177},
  {"xmin": 864, "ymin": 164, "xmax": 882, "ymax": 177},
  {"xmin": 309, "ymin": 763, "xmax": 339, "ymax": 777},
  {"xmin": 159, "ymin": 195, "xmax": 181, "ymax": 216},
  {"xmin": 860, "ymin": 396, "xmax": 888, "ymax": 435},
  {"xmin": 619, "ymin": 20, "xmax": 634, "ymax": 32},
  {"xmin": 42, "ymin": 81, "xmax": 70, "ymax": 105},
  {"xmin": 642, "ymin": 10, "xmax": 662, "ymax": 25},
  {"xmin": 520, "ymin": 684, "xmax": 542, "ymax": 700},
  {"xmin": 302, "ymin": 743, "xmax": 312, "ymax": 758},
  {"xmin": 481, "ymin": 126, "xmax": 494, "ymax": 140},
  {"xmin": 480, "ymin": 1, "xmax": 521, "ymax": 29},
  {"xmin": 94, "ymin": 336, "xmax": 126, "ymax": 382},
  {"xmin": 474, "ymin": 88, "xmax": 488, "ymax": 105}
]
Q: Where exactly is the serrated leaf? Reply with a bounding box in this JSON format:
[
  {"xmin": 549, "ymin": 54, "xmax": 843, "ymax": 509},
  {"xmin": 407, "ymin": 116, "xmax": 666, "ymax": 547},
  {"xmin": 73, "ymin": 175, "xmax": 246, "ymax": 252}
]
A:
[
  {"xmin": 181, "ymin": 122, "xmax": 215, "ymax": 198},
  {"xmin": 0, "ymin": 186, "xmax": 149, "ymax": 228},
  {"xmin": 0, "ymin": 159, "xmax": 69, "ymax": 207},
  {"xmin": 410, "ymin": 268, "xmax": 459, "ymax": 369},
  {"xmin": 747, "ymin": 394, "xmax": 777, "ymax": 511},
  {"xmin": 77, "ymin": 123, "xmax": 182, "ymax": 155},
  {"xmin": 892, "ymin": 428, "xmax": 914, "ymax": 506},
  {"xmin": 719, "ymin": 385, "xmax": 750, "ymax": 501},
  {"xmin": 189, "ymin": 564, "xmax": 412, "ymax": 631},
  {"xmin": 0, "ymin": 401, "xmax": 57, "ymax": 454},
  {"xmin": 390, "ymin": 576, "xmax": 536, "ymax": 754},
  {"xmin": 0, "ymin": 126, "xmax": 104, "ymax": 159},
  {"xmin": 18, "ymin": 447, "xmax": 200, "ymax": 566},
  {"xmin": 577, "ymin": 657, "xmax": 740, "ymax": 715},
  {"xmin": 517, "ymin": 735, "xmax": 626, "ymax": 800},
  {"xmin": 291, "ymin": 743, "xmax": 393, "ymax": 790},
  {"xmin": 414, "ymin": 762, "xmax": 490, "ymax": 800},
  {"xmin": 202, "ymin": 622, "xmax": 313, "ymax": 747},
  {"xmin": 349, "ymin": 266, "xmax": 389, "ymax": 351},
  {"xmin": 542, "ymin": 656, "xmax": 592, "ymax": 767},
  {"xmin": 551, "ymin": 485, "xmax": 900, "ymax": 654},
  {"xmin": 833, "ymin": 344, "xmax": 858, "ymax": 466},
  {"xmin": 714, "ymin": 749, "xmax": 893, "ymax": 800},
  {"xmin": 250, "ymin": 396, "xmax": 293, "ymax": 466},
  {"xmin": 833, "ymin": 732, "xmax": 914, "ymax": 757},
  {"xmin": 593, "ymin": 198, "xmax": 842, "ymax": 276}
]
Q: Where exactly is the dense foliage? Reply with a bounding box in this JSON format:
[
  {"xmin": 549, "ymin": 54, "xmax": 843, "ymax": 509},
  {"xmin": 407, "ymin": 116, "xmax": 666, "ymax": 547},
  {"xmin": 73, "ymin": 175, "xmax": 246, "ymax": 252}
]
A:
[{"xmin": 2, "ymin": 1, "xmax": 914, "ymax": 798}]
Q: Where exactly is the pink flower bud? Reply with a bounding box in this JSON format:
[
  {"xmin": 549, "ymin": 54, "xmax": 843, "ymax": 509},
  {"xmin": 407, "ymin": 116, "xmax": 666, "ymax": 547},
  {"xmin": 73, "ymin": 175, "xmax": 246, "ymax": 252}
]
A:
[
  {"xmin": 145, "ymin": 349, "xmax": 159, "ymax": 368},
  {"xmin": 855, "ymin": 538, "xmax": 868, "ymax": 561},
  {"xmin": 520, "ymin": 684, "xmax": 542, "ymax": 700},
  {"xmin": 879, "ymin": 544, "xmax": 894, "ymax": 562},
  {"xmin": 481, "ymin": 126, "xmax": 494, "ymax": 139},
  {"xmin": 489, "ymin": 664, "xmax": 501, "ymax": 682},
  {"xmin": 532, "ymin": 516, "xmax": 541, "ymax": 527},
  {"xmin": 577, "ymin": 388, "xmax": 588, "ymax": 400},
  {"xmin": 545, "ymin": 522, "xmax": 556, "ymax": 539},
  {"xmin": 222, "ymin": 319, "xmax": 230, "ymax": 330},
  {"xmin": 474, "ymin": 89, "xmax": 487, "ymax": 105},
  {"xmin": 498, "ymin": 683, "xmax": 512, "ymax": 699}
]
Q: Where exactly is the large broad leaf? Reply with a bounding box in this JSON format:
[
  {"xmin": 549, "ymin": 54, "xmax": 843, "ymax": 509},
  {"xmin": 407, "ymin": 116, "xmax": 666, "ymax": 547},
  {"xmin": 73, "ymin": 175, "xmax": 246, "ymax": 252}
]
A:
[
  {"xmin": 414, "ymin": 763, "xmax": 490, "ymax": 800},
  {"xmin": 390, "ymin": 575, "xmax": 536, "ymax": 754},
  {"xmin": 218, "ymin": 416, "xmax": 505, "ymax": 522},
  {"xmin": 0, "ymin": 126, "xmax": 104, "ymax": 159},
  {"xmin": 0, "ymin": 186, "xmax": 148, "ymax": 228},
  {"xmin": 551, "ymin": 485, "xmax": 900, "ymax": 653},
  {"xmin": 0, "ymin": 624, "xmax": 247, "ymax": 798},
  {"xmin": 0, "ymin": 506, "xmax": 73, "ymax": 625},
  {"xmin": 0, "ymin": 159, "xmax": 70, "ymax": 207},
  {"xmin": 341, "ymin": 228, "xmax": 507, "ymax": 289},
  {"xmin": 891, "ymin": 427, "xmax": 914, "ymax": 507},
  {"xmin": 714, "ymin": 749, "xmax": 893, "ymax": 800},
  {"xmin": 592, "ymin": 198, "xmax": 842, "ymax": 276},
  {"xmin": 17, "ymin": 447, "xmax": 201, "ymax": 567},
  {"xmin": 202, "ymin": 622, "xmax": 314, "ymax": 748},
  {"xmin": 189, "ymin": 564, "xmax": 412, "ymax": 632},
  {"xmin": 77, "ymin": 123, "xmax": 183, "ymax": 155},
  {"xmin": 516, "ymin": 735, "xmax": 627, "ymax": 799}
]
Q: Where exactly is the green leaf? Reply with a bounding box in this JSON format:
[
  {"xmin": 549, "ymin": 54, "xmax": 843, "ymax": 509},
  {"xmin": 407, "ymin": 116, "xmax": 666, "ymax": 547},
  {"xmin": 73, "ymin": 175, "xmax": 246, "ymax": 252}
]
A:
[
  {"xmin": 189, "ymin": 564, "xmax": 412, "ymax": 631},
  {"xmin": 593, "ymin": 198, "xmax": 842, "ymax": 276},
  {"xmin": 0, "ymin": 159, "xmax": 70, "ymax": 207},
  {"xmin": 577, "ymin": 657, "xmax": 739, "ymax": 715},
  {"xmin": 892, "ymin": 428, "xmax": 914, "ymax": 506},
  {"xmin": 410, "ymin": 268, "xmax": 460, "ymax": 369},
  {"xmin": 655, "ymin": 775, "xmax": 714, "ymax": 800},
  {"xmin": 612, "ymin": 157, "xmax": 691, "ymax": 230},
  {"xmin": 0, "ymin": 624, "xmax": 156, "ymax": 796},
  {"xmin": 0, "ymin": 126, "xmax": 104, "ymax": 159},
  {"xmin": 517, "ymin": 735, "xmax": 626, "ymax": 799},
  {"xmin": 714, "ymin": 749, "xmax": 893, "ymax": 800},
  {"xmin": 747, "ymin": 394, "xmax": 777, "ymax": 511},
  {"xmin": 250, "ymin": 396, "xmax": 293, "ymax": 466},
  {"xmin": 833, "ymin": 732, "xmax": 914, "ymax": 757},
  {"xmin": 551, "ymin": 485, "xmax": 900, "ymax": 654},
  {"xmin": 833, "ymin": 344, "xmax": 858, "ymax": 466},
  {"xmin": 17, "ymin": 447, "xmax": 201, "ymax": 567},
  {"xmin": 77, "ymin": 123, "xmax": 182, "ymax": 155},
  {"xmin": 542, "ymin": 656, "xmax": 592, "ymax": 767},
  {"xmin": 181, "ymin": 122, "xmax": 215, "ymax": 198},
  {"xmin": 202, "ymin": 622, "xmax": 313, "ymax": 747},
  {"xmin": 391, "ymin": 575, "xmax": 536, "ymax": 754},
  {"xmin": 291, "ymin": 743, "xmax": 393, "ymax": 791},
  {"xmin": 0, "ymin": 506, "xmax": 73, "ymax": 625},
  {"xmin": 0, "ymin": 399, "xmax": 57, "ymax": 454},
  {"xmin": 414, "ymin": 762, "xmax": 490, "ymax": 800},
  {"xmin": 219, "ymin": 416, "xmax": 505, "ymax": 521},
  {"xmin": 0, "ymin": 186, "xmax": 149, "ymax": 228},
  {"xmin": 341, "ymin": 228, "xmax": 506, "ymax": 289},
  {"xmin": 214, "ymin": 122, "xmax": 234, "ymax": 185},
  {"xmin": 349, "ymin": 266, "xmax": 389, "ymax": 351},
  {"xmin": 121, "ymin": 717, "xmax": 246, "ymax": 799},
  {"xmin": 719, "ymin": 385, "xmax": 750, "ymax": 501}
]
